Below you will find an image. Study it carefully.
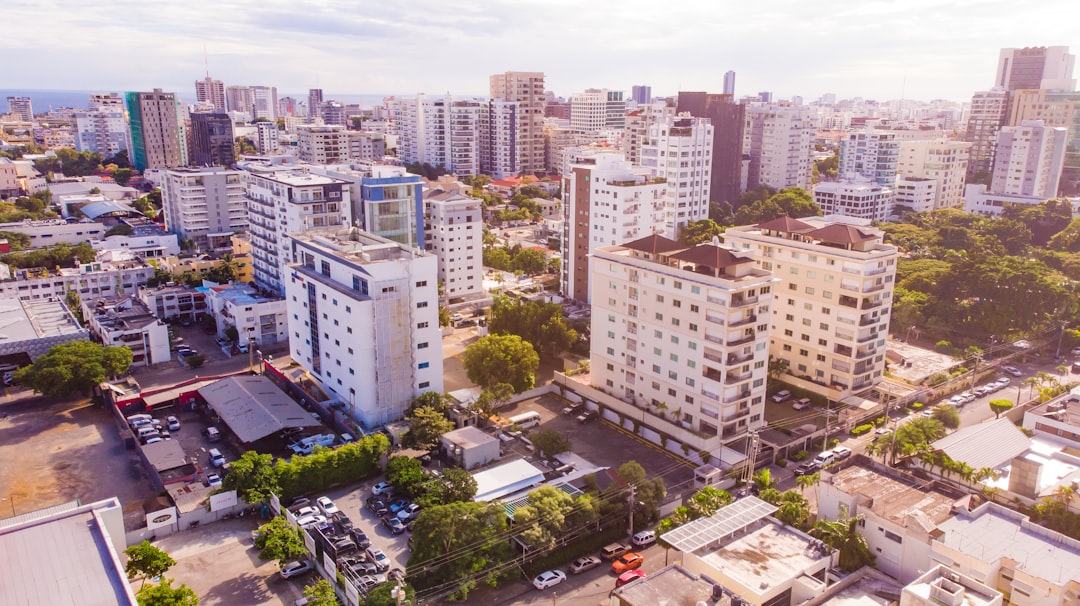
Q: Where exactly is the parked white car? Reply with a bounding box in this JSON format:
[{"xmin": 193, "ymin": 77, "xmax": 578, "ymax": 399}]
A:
[
  {"xmin": 316, "ymin": 496, "xmax": 339, "ymax": 516},
  {"xmin": 532, "ymin": 569, "xmax": 566, "ymax": 590}
]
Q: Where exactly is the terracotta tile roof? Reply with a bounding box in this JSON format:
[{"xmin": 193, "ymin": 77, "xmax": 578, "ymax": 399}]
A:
[
  {"xmin": 805, "ymin": 223, "xmax": 877, "ymax": 244},
  {"xmin": 756, "ymin": 215, "xmax": 815, "ymax": 233},
  {"xmin": 620, "ymin": 234, "xmax": 687, "ymax": 255},
  {"xmin": 670, "ymin": 243, "xmax": 753, "ymax": 268}
]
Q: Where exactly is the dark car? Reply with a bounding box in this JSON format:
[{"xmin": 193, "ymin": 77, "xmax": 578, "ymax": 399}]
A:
[
  {"xmin": 576, "ymin": 410, "xmax": 599, "ymax": 424},
  {"xmin": 349, "ymin": 528, "xmax": 372, "ymax": 549},
  {"xmin": 794, "ymin": 461, "xmax": 821, "ymax": 476},
  {"xmin": 367, "ymin": 499, "xmax": 389, "ymax": 516}
]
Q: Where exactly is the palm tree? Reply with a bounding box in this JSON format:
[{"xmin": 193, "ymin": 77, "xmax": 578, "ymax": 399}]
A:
[
  {"xmin": 811, "ymin": 515, "xmax": 876, "ymax": 572},
  {"xmin": 753, "ymin": 469, "xmax": 776, "ymax": 492},
  {"xmin": 688, "ymin": 487, "xmax": 732, "ymax": 518},
  {"xmin": 864, "ymin": 438, "xmax": 890, "ymax": 465},
  {"xmin": 796, "ymin": 471, "xmax": 821, "ymax": 494}
]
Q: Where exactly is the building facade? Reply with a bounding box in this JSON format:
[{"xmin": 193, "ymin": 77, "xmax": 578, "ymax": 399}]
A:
[
  {"xmin": 639, "ymin": 115, "xmax": 714, "ymax": 235},
  {"xmin": 742, "ymin": 104, "xmax": 814, "ymax": 192},
  {"xmin": 194, "ymin": 76, "xmax": 226, "ymax": 111},
  {"xmin": 631, "ymin": 85, "xmax": 651, "ymax": 106},
  {"xmin": 839, "ymin": 130, "xmax": 900, "ymax": 185},
  {"xmin": 188, "ymin": 112, "xmax": 235, "ymax": 167},
  {"xmin": 570, "ymin": 89, "xmax": 626, "ymax": 134},
  {"xmin": 724, "ymin": 217, "xmax": 898, "ymax": 396},
  {"xmin": 990, "ymin": 119, "xmax": 1069, "ymax": 197},
  {"xmin": 995, "ymin": 46, "xmax": 1076, "ymax": 92},
  {"xmin": 813, "ymin": 179, "xmax": 895, "ymax": 221},
  {"xmin": 0, "ymin": 258, "xmax": 156, "ymax": 301},
  {"xmin": 677, "ymin": 92, "xmax": 747, "ymax": 206},
  {"xmin": 896, "ymin": 139, "xmax": 971, "ymax": 209},
  {"xmin": 74, "ymin": 100, "xmax": 129, "ymax": 157},
  {"xmin": 285, "ymin": 228, "xmax": 443, "ymax": 427},
  {"xmin": 964, "ymin": 88, "xmax": 1009, "ymax": 175},
  {"xmin": 255, "ymin": 121, "xmax": 279, "ymax": 154},
  {"xmin": 423, "ymin": 189, "xmax": 484, "ymax": 304},
  {"xmin": 82, "ymin": 296, "xmax": 171, "ymax": 366},
  {"xmin": 137, "ymin": 284, "xmax": 209, "ymax": 323},
  {"xmin": 206, "ymin": 282, "xmax": 288, "ymax": 346},
  {"xmin": 490, "ymin": 71, "xmax": 546, "ymax": 173},
  {"xmin": 162, "ymin": 167, "xmax": 248, "ymax": 251},
  {"xmin": 250, "ymin": 86, "xmax": 278, "ymax": 121},
  {"xmin": 590, "ymin": 235, "xmax": 774, "ymax": 444},
  {"xmin": 296, "ymin": 125, "xmax": 386, "ymax": 164},
  {"xmin": 126, "ymin": 89, "xmax": 185, "ymax": 171},
  {"xmin": 6, "ymin": 96, "xmax": 33, "ymax": 121},
  {"xmin": 245, "ymin": 169, "xmax": 351, "ymax": 294}
]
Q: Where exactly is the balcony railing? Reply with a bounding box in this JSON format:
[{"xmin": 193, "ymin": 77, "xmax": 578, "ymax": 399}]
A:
[
  {"xmin": 725, "ymin": 371, "xmax": 752, "ymax": 385},
  {"xmin": 726, "ymin": 333, "xmax": 756, "ymax": 347},
  {"xmin": 728, "ymin": 313, "xmax": 757, "ymax": 328},
  {"xmin": 724, "ymin": 391, "xmax": 751, "ymax": 404},
  {"xmin": 861, "ymin": 299, "xmax": 883, "ymax": 310},
  {"xmin": 730, "ymin": 295, "xmax": 758, "ymax": 309}
]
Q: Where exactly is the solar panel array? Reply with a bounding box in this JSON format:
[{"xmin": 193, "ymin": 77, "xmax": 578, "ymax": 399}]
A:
[{"xmin": 660, "ymin": 496, "xmax": 778, "ymax": 553}]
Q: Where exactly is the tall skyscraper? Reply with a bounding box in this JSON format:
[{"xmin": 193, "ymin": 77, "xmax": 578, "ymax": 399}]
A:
[
  {"xmin": 125, "ymin": 89, "xmax": 185, "ymax": 171},
  {"xmin": 308, "ymin": 88, "xmax": 324, "ymax": 123},
  {"xmin": 6, "ymin": 96, "xmax": 33, "ymax": 121},
  {"xmin": 250, "ymin": 86, "xmax": 278, "ymax": 121},
  {"xmin": 74, "ymin": 94, "xmax": 129, "ymax": 157},
  {"xmin": 677, "ymin": 92, "xmax": 746, "ymax": 206},
  {"xmin": 996, "ymin": 46, "xmax": 1076, "ymax": 91},
  {"xmin": 963, "ymin": 88, "xmax": 1009, "ymax": 175},
  {"xmin": 742, "ymin": 104, "xmax": 815, "ymax": 192},
  {"xmin": 570, "ymin": 89, "xmax": 626, "ymax": 134},
  {"xmin": 194, "ymin": 76, "xmax": 226, "ymax": 110},
  {"xmin": 991, "ymin": 120, "xmax": 1068, "ymax": 197},
  {"xmin": 723, "ymin": 71, "xmax": 736, "ymax": 96},
  {"xmin": 225, "ymin": 86, "xmax": 254, "ymax": 116},
  {"xmin": 631, "ymin": 85, "xmax": 651, "ymax": 105},
  {"xmin": 188, "ymin": 112, "xmax": 235, "ymax": 167},
  {"xmin": 490, "ymin": 71, "xmax": 546, "ymax": 174}
]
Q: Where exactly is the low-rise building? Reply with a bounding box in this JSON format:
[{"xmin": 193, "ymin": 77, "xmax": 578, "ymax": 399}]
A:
[
  {"xmin": 136, "ymin": 284, "xmax": 209, "ymax": 323},
  {"xmin": 156, "ymin": 249, "xmax": 254, "ymax": 285},
  {"xmin": 901, "ymin": 565, "xmax": 1002, "ymax": 606},
  {"xmin": 607, "ymin": 564, "xmax": 719, "ymax": 606},
  {"xmin": 82, "ymin": 296, "xmax": 171, "ymax": 366},
  {"xmin": 0, "ymin": 218, "xmax": 105, "ymax": 248},
  {"xmin": 0, "ymin": 297, "xmax": 88, "ymax": 362},
  {"xmin": 205, "ymin": 282, "xmax": 287, "ymax": 347},
  {"xmin": 894, "ymin": 176, "xmax": 938, "ymax": 215},
  {"xmin": 441, "ymin": 426, "xmax": 500, "ymax": 470},
  {"xmin": 0, "ymin": 255, "xmax": 155, "ymax": 302},
  {"xmin": 90, "ymin": 217, "xmax": 180, "ymax": 259},
  {"xmin": 963, "ymin": 183, "xmax": 1078, "ymax": 216},
  {"xmin": 1023, "ymin": 386, "xmax": 1080, "ymax": 447},
  {"xmin": 812, "ymin": 178, "xmax": 895, "ymax": 222}
]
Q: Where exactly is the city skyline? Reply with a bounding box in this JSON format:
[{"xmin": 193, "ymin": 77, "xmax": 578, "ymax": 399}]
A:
[{"xmin": 4, "ymin": 0, "xmax": 1078, "ymax": 103}]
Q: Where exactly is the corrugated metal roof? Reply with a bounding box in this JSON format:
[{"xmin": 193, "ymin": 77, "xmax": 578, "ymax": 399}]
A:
[
  {"xmin": 932, "ymin": 418, "xmax": 1030, "ymax": 470},
  {"xmin": 198, "ymin": 375, "xmax": 320, "ymax": 443},
  {"xmin": 661, "ymin": 496, "xmax": 777, "ymax": 554}
]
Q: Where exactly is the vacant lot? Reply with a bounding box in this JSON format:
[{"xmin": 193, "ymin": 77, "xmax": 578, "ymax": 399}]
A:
[{"xmin": 0, "ymin": 391, "xmax": 157, "ymax": 529}]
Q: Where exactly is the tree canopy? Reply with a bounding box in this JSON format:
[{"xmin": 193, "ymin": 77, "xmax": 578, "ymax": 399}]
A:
[
  {"xmin": 301, "ymin": 579, "xmax": 339, "ymax": 606},
  {"xmin": 124, "ymin": 541, "xmax": 176, "ymax": 587},
  {"xmin": 135, "ymin": 578, "xmax": 199, "ymax": 606},
  {"xmin": 254, "ymin": 515, "xmax": 306, "ymax": 565},
  {"xmin": 221, "ymin": 451, "xmax": 279, "ymax": 503},
  {"xmin": 733, "ymin": 187, "xmax": 820, "ymax": 225},
  {"xmin": 678, "ymin": 218, "xmax": 725, "ymax": 246},
  {"xmin": 463, "ymin": 334, "xmax": 540, "ymax": 392},
  {"xmin": 17, "ymin": 341, "xmax": 133, "ymax": 397},
  {"xmin": 489, "ymin": 296, "xmax": 576, "ymax": 359},
  {"xmin": 407, "ymin": 501, "xmax": 513, "ymax": 598},
  {"xmin": 404, "ymin": 405, "xmax": 454, "ymax": 451},
  {"xmin": 33, "ymin": 148, "xmax": 103, "ymax": 177}
]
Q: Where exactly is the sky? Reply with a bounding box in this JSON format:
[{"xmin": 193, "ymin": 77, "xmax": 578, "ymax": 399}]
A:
[{"xmin": 4, "ymin": 0, "xmax": 1079, "ymax": 104}]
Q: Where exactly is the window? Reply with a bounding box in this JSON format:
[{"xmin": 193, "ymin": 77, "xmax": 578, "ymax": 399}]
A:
[
  {"xmin": 689, "ymin": 323, "xmax": 698, "ymax": 332},
  {"xmin": 656, "ymin": 295, "xmax": 664, "ymax": 303},
  {"xmin": 670, "ymin": 335, "xmax": 680, "ymax": 344},
  {"xmin": 668, "ymin": 370, "xmax": 678, "ymax": 380},
  {"xmin": 672, "ymin": 318, "xmax": 680, "ymax": 327},
  {"xmin": 416, "ymin": 280, "xmax": 428, "ymax": 287},
  {"xmin": 690, "ymin": 304, "xmax": 699, "ymax": 313},
  {"xmin": 669, "ymin": 353, "xmax": 679, "ymax": 362},
  {"xmin": 655, "ymin": 312, "xmax": 663, "ymax": 321},
  {"xmin": 805, "ymin": 287, "xmax": 815, "ymax": 295},
  {"xmin": 687, "ymin": 360, "xmax": 696, "ymax": 368},
  {"xmin": 784, "ymin": 329, "xmax": 794, "ymax": 337},
  {"xmin": 652, "ymin": 364, "xmax": 661, "ymax": 373},
  {"xmin": 418, "ymin": 342, "xmax": 429, "ymax": 349},
  {"xmin": 817, "ymin": 354, "xmax": 826, "ymax": 362},
  {"xmin": 789, "ymin": 283, "xmax": 798, "ymax": 290},
  {"xmin": 668, "ymin": 388, "xmax": 677, "ymax": 397},
  {"xmin": 654, "ymin": 330, "xmax": 663, "ymax": 338},
  {"xmin": 785, "ymin": 314, "xmax": 795, "ymax": 321},
  {"xmin": 418, "ymin": 321, "xmax": 429, "ymax": 329},
  {"xmin": 672, "ymin": 299, "xmax": 681, "ymax": 308},
  {"xmin": 607, "ymin": 347, "xmax": 615, "ymax": 355},
  {"xmin": 653, "ymin": 347, "xmax": 662, "ymax": 356},
  {"xmin": 418, "ymin": 362, "xmax": 429, "ymax": 369},
  {"xmin": 691, "ymin": 285, "xmax": 700, "ymax": 294},
  {"xmin": 818, "ymin": 338, "xmax": 828, "ymax": 346},
  {"xmin": 416, "ymin": 301, "xmax": 429, "ymax": 308},
  {"xmin": 419, "ymin": 381, "xmax": 430, "ymax": 389},
  {"xmin": 782, "ymin": 344, "xmax": 792, "ymax": 351}
]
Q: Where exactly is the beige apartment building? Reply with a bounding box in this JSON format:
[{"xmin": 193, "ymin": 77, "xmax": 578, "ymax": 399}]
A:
[
  {"xmin": 490, "ymin": 71, "xmax": 546, "ymax": 174},
  {"xmin": 896, "ymin": 139, "xmax": 972, "ymax": 210}
]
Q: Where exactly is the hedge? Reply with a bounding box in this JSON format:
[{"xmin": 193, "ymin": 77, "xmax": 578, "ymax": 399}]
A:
[
  {"xmin": 850, "ymin": 424, "xmax": 873, "ymax": 436},
  {"xmin": 522, "ymin": 525, "xmax": 627, "ymax": 577},
  {"xmin": 790, "ymin": 450, "xmax": 810, "ymax": 461},
  {"xmin": 275, "ymin": 433, "xmax": 391, "ymax": 499}
]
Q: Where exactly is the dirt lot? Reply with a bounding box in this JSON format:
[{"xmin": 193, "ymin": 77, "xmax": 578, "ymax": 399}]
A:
[{"xmin": 0, "ymin": 391, "xmax": 157, "ymax": 529}]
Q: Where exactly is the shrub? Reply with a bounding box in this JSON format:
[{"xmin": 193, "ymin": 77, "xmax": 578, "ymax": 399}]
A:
[
  {"xmin": 775, "ymin": 458, "xmax": 788, "ymax": 468},
  {"xmin": 828, "ymin": 438, "xmax": 839, "ymax": 448},
  {"xmin": 791, "ymin": 450, "xmax": 810, "ymax": 461},
  {"xmin": 850, "ymin": 424, "xmax": 874, "ymax": 436},
  {"xmin": 910, "ymin": 402, "xmax": 924, "ymax": 410},
  {"xmin": 934, "ymin": 339, "xmax": 953, "ymax": 353}
]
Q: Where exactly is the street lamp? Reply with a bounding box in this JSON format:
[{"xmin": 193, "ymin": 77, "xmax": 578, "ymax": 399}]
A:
[{"xmin": 247, "ymin": 327, "xmax": 256, "ymax": 371}]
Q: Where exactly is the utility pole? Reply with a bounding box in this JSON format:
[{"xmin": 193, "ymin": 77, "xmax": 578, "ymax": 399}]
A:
[
  {"xmin": 821, "ymin": 398, "xmax": 832, "ymax": 452},
  {"xmin": 970, "ymin": 352, "xmax": 983, "ymax": 388},
  {"xmin": 627, "ymin": 484, "xmax": 636, "ymax": 540},
  {"xmin": 1056, "ymin": 323, "xmax": 1068, "ymax": 359}
]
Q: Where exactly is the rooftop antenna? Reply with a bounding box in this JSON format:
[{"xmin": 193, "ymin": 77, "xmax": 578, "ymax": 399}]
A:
[{"xmin": 204, "ymin": 44, "xmax": 209, "ymax": 79}]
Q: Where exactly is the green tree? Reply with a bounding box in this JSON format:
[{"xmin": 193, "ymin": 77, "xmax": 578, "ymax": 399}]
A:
[
  {"xmin": 112, "ymin": 167, "xmax": 134, "ymax": 186},
  {"xmin": 678, "ymin": 218, "xmax": 725, "ymax": 246},
  {"xmin": 407, "ymin": 501, "xmax": 512, "ymax": 596},
  {"xmin": 406, "ymin": 391, "xmax": 452, "ymax": 416},
  {"xmin": 387, "ymin": 455, "xmax": 430, "ymax": 498},
  {"xmin": 124, "ymin": 541, "xmax": 176, "ymax": 587},
  {"xmin": 753, "ymin": 469, "xmax": 777, "ymax": 491},
  {"xmin": 16, "ymin": 341, "xmax": 132, "ymax": 397},
  {"xmin": 105, "ymin": 223, "xmax": 134, "ymax": 237},
  {"xmin": 796, "ymin": 471, "xmax": 821, "ymax": 493},
  {"xmin": 529, "ymin": 429, "xmax": 571, "ymax": 458},
  {"xmin": 488, "ymin": 296, "xmax": 577, "ymax": 359},
  {"xmin": 989, "ymin": 399, "xmax": 1014, "ymax": 419},
  {"xmin": 222, "ymin": 451, "xmax": 279, "ymax": 503},
  {"xmin": 420, "ymin": 467, "xmax": 479, "ymax": 507},
  {"xmin": 365, "ymin": 581, "xmax": 415, "ymax": 606},
  {"xmin": 302, "ymin": 578, "xmax": 339, "ymax": 605},
  {"xmin": 0, "ymin": 230, "xmax": 31, "ymax": 250},
  {"xmin": 811, "ymin": 515, "xmax": 876, "ymax": 572},
  {"xmin": 686, "ymin": 486, "xmax": 733, "ymax": 519},
  {"xmin": 759, "ymin": 489, "xmax": 811, "ymax": 529},
  {"xmin": 404, "ymin": 406, "xmax": 453, "ymax": 451},
  {"xmin": 184, "ymin": 354, "xmax": 206, "ymax": 369},
  {"xmin": 135, "ymin": 578, "xmax": 199, "ymax": 606},
  {"xmin": 205, "ymin": 254, "xmax": 239, "ymax": 284},
  {"xmin": 463, "ymin": 334, "xmax": 539, "ymax": 392},
  {"xmin": 254, "ymin": 515, "xmax": 306, "ymax": 565},
  {"xmin": 514, "ymin": 485, "xmax": 578, "ymax": 551},
  {"xmin": 617, "ymin": 461, "xmax": 666, "ymax": 523},
  {"xmin": 933, "ymin": 404, "xmax": 961, "ymax": 429}
]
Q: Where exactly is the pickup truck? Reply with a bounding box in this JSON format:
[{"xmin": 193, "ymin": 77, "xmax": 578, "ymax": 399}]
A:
[{"xmin": 289, "ymin": 433, "xmax": 337, "ymax": 455}]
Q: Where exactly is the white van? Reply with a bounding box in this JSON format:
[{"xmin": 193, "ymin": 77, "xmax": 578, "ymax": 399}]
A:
[
  {"xmin": 127, "ymin": 414, "xmax": 153, "ymax": 428},
  {"xmin": 812, "ymin": 451, "xmax": 836, "ymax": 467},
  {"xmin": 136, "ymin": 425, "xmax": 159, "ymax": 440},
  {"xmin": 506, "ymin": 411, "xmax": 542, "ymax": 430}
]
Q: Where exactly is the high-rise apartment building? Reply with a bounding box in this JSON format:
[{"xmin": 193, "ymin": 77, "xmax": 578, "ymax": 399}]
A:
[
  {"xmin": 194, "ymin": 76, "xmax": 226, "ymax": 110},
  {"xmin": 570, "ymin": 89, "xmax": 626, "ymax": 134},
  {"xmin": 285, "ymin": 228, "xmax": 443, "ymax": 426},
  {"xmin": 255, "ymin": 121, "xmax": 279, "ymax": 154},
  {"xmin": 812, "ymin": 180, "xmax": 894, "ymax": 221},
  {"xmin": 742, "ymin": 104, "xmax": 815, "ymax": 192},
  {"xmin": 308, "ymin": 89, "xmax": 324, "ymax": 123},
  {"xmin": 250, "ymin": 86, "xmax": 278, "ymax": 122},
  {"xmin": 296, "ymin": 125, "xmax": 386, "ymax": 164},
  {"xmin": 963, "ymin": 88, "xmax": 1009, "ymax": 175},
  {"xmin": 391, "ymin": 95, "xmax": 519, "ymax": 178},
  {"xmin": 996, "ymin": 46, "xmax": 1076, "ymax": 92},
  {"xmin": 423, "ymin": 188, "xmax": 484, "ymax": 304},
  {"xmin": 1005, "ymin": 88, "xmax": 1076, "ymax": 128},
  {"xmin": 246, "ymin": 169, "xmax": 351, "ymax": 294},
  {"xmin": 640, "ymin": 115, "xmax": 714, "ymax": 235},
  {"xmin": 6, "ymin": 96, "xmax": 33, "ymax": 121},
  {"xmin": 723, "ymin": 71, "xmax": 736, "ymax": 96},
  {"xmin": 188, "ymin": 112, "xmax": 235, "ymax": 167},
  {"xmin": 631, "ymin": 85, "xmax": 651, "ymax": 106},
  {"xmin": 561, "ymin": 150, "xmax": 667, "ymax": 302},
  {"xmin": 162, "ymin": 167, "xmax": 248, "ymax": 251},
  {"xmin": 896, "ymin": 139, "xmax": 971, "ymax": 209},
  {"xmin": 225, "ymin": 86, "xmax": 254, "ymax": 116},
  {"xmin": 677, "ymin": 92, "xmax": 746, "ymax": 206},
  {"xmin": 307, "ymin": 163, "xmax": 424, "ymax": 248},
  {"xmin": 839, "ymin": 130, "xmax": 900, "ymax": 185},
  {"xmin": 490, "ymin": 71, "xmax": 546, "ymax": 174},
  {"xmin": 74, "ymin": 94, "xmax": 129, "ymax": 157},
  {"xmin": 320, "ymin": 101, "xmax": 347, "ymax": 126},
  {"xmin": 589, "ymin": 234, "xmax": 774, "ymax": 448},
  {"xmin": 480, "ymin": 100, "xmax": 521, "ymax": 178},
  {"xmin": 990, "ymin": 119, "xmax": 1068, "ymax": 197},
  {"xmin": 125, "ymin": 89, "xmax": 185, "ymax": 171},
  {"xmin": 724, "ymin": 217, "xmax": 899, "ymax": 396}
]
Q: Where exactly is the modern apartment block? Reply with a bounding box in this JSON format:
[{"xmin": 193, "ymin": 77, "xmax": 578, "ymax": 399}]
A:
[
  {"xmin": 246, "ymin": 169, "xmax": 351, "ymax": 294},
  {"xmin": 250, "ymin": 86, "xmax": 278, "ymax": 121},
  {"xmin": 631, "ymin": 85, "xmax": 651, "ymax": 105},
  {"xmin": 285, "ymin": 228, "xmax": 443, "ymax": 427},
  {"xmin": 742, "ymin": 104, "xmax": 815, "ymax": 192},
  {"xmin": 137, "ymin": 284, "xmax": 209, "ymax": 323},
  {"xmin": 963, "ymin": 88, "xmax": 1009, "ymax": 175},
  {"xmin": 225, "ymin": 85, "xmax": 254, "ymax": 117},
  {"xmin": 723, "ymin": 71, "xmax": 736, "ymax": 95},
  {"xmin": 995, "ymin": 46, "xmax": 1076, "ymax": 91},
  {"xmin": 162, "ymin": 167, "xmax": 248, "ymax": 251},
  {"xmin": 308, "ymin": 89, "xmax": 324, "ymax": 123},
  {"xmin": 1005, "ymin": 88, "xmax": 1076, "ymax": 128},
  {"xmin": 255, "ymin": 121, "xmax": 279, "ymax": 154},
  {"xmin": 0, "ymin": 257, "xmax": 156, "ymax": 301},
  {"xmin": 570, "ymin": 89, "xmax": 627, "ymax": 134},
  {"xmin": 308, "ymin": 163, "xmax": 425, "ymax": 248},
  {"xmin": 812, "ymin": 179, "xmax": 895, "ymax": 221},
  {"xmin": 125, "ymin": 89, "xmax": 185, "ymax": 171},
  {"xmin": 990, "ymin": 119, "xmax": 1068, "ymax": 197},
  {"xmin": 74, "ymin": 98, "xmax": 129, "ymax": 157},
  {"xmin": 490, "ymin": 71, "xmax": 546, "ymax": 174},
  {"xmin": 839, "ymin": 130, "xmax": 900, "ymax": 185},
  {"xmin": 639, "ymin": 115, "xmax": 714, "ymax": 235},
  {"xmin": 6, "ymin": 96, "xmax": 33, "ymax": 121},
  {"xmin": 561, "ymin": 150, "xmax": 668, "ymax": 302},
  {"xmin": 590, "ymin": 235, "xmax": 774, "ymax": 446},
  {"xmin": 896, "ymin": 139, "xmax": 972, "ymax": 209},
  {"xmin": 188, "ymin": 112, "xmax": 235, "ymax": 167},
  {"xmin": 894, "ymin": 176, "xmax": 939, "ymax": 214},
  {"xmin": 724, "ymin": 216, "xmax": 898, "ymax": 396},
  {"xmin": 676, "ymin": 92, "xmax": 746, "ymax": 206},
  {"xmin": 423, "ymin": 188, "xmax": 484, "ymax": 304},
  {"xmin": 296, "ymin": 125, "xmax": 386, "ymax": 164},
  {"xmin": 194, "ymin": 76, "xmax": 226, "ymax": 111},
  {"xmin": 391, "ymin": 95, "xmax": 519, "ymax": 178},
  {"xmin": 206, "ymin": 282, "xmax": 288, "ymax": 346},
  {"xmin": 480, "ymin": 99, "xmax": 521, "ymax": 178}
]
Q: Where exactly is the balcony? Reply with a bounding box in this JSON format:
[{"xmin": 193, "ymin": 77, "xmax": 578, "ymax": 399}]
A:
[
  {"xmin": 705, "ymin": 312, "xmax": 725, "ymax": 326},
  {"xmin": 722, "ymin": 408, "xmax": 750, "ymax": 423},
  {"xmin": 859, "ymin": 315, "xmax": 878, "ymax": 327},
  {"xmin": 855, "ymin": 347, "xmax": 877, "ymax": 359},
  {"xmin": 864, "ymin": 282, "xmax": 885, "ymax": 293},
  {"xmin": 724, "ymin": 391, "xmax": 751, "ymax": 404},
  {"xmin": 856, "ymin": 331, "xmax": 877, "ymax": 344},
  {"xmin": 701, "ymin": 388, "xmax": 720, "ymax": 402},
  {"xmin": 861, "ymin": 299, "xmax": 883, "ymax": 310},
  {"xmin": 704, "ymin": 333, "xmax": 724, "ymax": 345},
  {"xmin": 728, "ymin": 313, "xmax": 757, "ymax": 328},
  {"xmin": 835, "ymin": 344, "xmax": 853, "ymax": 357},
  {"xmin": 725, "ymin": 370, "xmax": 752, "ymax": 385},
  {"xmin": 726, "ymin": 332, "xmax": 756, "ymax": 347},
  {"xmin": 730, "ymin": 295, "xmax": 758, "ymax": 309},
  {"xmin": 703, "ymin": 367, "xmax": 723, "ymax": 383},
  {"xmin": 726, "ymin": 351, "xmax": 754, "ymax": 367},
  {"xmin": 839, "ymin": 295, "xmax": 859, "ymax": 309}
]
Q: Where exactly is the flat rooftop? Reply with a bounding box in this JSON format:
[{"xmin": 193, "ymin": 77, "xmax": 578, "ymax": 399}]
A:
[
  {"xmin": 0, "ymin": 298, "xmax": 85, "ymax": 342},
  {"xmin": 903, "ymin": 566, "xmax": 1000, "ymax": 606},
  {"xmin": 1028, "ymin": 387, "xmax": 1080, "ymax": 428},
  {"xmin": 695, "ymin": 520, "xmax": 830, "ymax": 590},
  {"xmin": 472, "ymin": 458, "xmax": 545, "ymax": 502},
  {"xmin": 208, "ymin": 283, "xmax": 282, "ymax": 306},
  {"xmin": 828, "ymin": 465, "xmax": 956, "ymax": 527},
  {"xmin": 935, "ymin": 503, "xmax": 1080, "ymax": 586},
  {"xmin": 443, "ymin": 425, "xmax": 497, "ymax": 449},
  {"xmin": 255, "ymin": 170, "xmax": 345, "ymax": 187},
  {"xmin": 291, "ymin": 227, "xmax": 431, "ymax": 264},
  {"xmin": 608, "ymin": 564, "xmax": 715, "ymax": 605}
]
